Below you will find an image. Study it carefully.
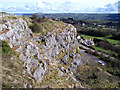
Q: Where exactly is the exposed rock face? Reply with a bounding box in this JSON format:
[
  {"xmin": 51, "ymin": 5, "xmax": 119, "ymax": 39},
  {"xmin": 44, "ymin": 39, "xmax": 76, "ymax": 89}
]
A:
[{"xmin": 0, "ymin": 18, "xmax": 85, "ymax": 87}]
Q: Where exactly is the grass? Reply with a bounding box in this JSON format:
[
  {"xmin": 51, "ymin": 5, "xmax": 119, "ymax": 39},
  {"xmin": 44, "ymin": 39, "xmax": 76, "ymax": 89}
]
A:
[
  {"xmin": 93, "ymin": 46, "xmax": 118, "ymax": 56},
  {"xmin": 1, "ymin": 41, "xmax": 16, "ymax": 55},
  {"xmin": 76, "ymin": 46, "xmax": 82, "ymax": 56},
  {"xmin": 81, "ymin": 34, "xmax": 120, "ymax": 56},
  {"xmin": 30, "ymin": 19, "xmax": 65, "ymax": 35},
  {"xmin": 81, "ymin": 34, "xmax": 120, "ymax": 45},
  {"xmin": 93, "ymin": 46, "xmax": 109, "ymax": 53},
  {"xmin": 40, "ymin": 64, "xmax": 81, "ymax": 88},
  {"xmin": 56, "ymin": 49, "xmax": 68, "ymax": 60},
  {"xmin": 2, "ymin": 54, "xmax": 40, "ymax": 88},
  {"xmin": 76, "ymin": 65, "xmax": 120, "ymax": 88},
  {"xmin": 103, "ymin": 28, "xmax": 117, "ymax": 31},
  {"xmin": 1, "ymin": 40, "xmax": 41, "ymax": 87}
]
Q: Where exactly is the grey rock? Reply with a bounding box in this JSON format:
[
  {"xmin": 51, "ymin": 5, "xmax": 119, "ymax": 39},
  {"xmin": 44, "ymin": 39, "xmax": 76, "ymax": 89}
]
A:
[
  {"xmin": 33, "ymin": 63, "xmax": 46, "ymax": 83},
  {"xmin": 16, "ymin": 46, "xmax": 23, "ymax": 53},
  {"xmin": 58, "ymin": 70, "xmax": 64, "ymax": 76},
  {"xmin": 24, "ymin": 83, "xmax": 27, "ymax": 88},
  {"xmin": 13, "ymin": 79, "xmax": 18, "ymax": 84},
  {"xmin": 22, "ymin": 70, "xmax": 26, "ymax": 77},
  {"xmin": 8, "ymin": 43, "xmax": 13, "ymax": 48},
  {"xmin": 19, "ymin": 53, "xmax": 26, "ymax": 61},
  {"xmin": 0, "ymin": 34, "xmax": 7, "ymax": 41},
  {"xmin": 54, "ymin": 46, "xmax": 59, "ymax": 55}
]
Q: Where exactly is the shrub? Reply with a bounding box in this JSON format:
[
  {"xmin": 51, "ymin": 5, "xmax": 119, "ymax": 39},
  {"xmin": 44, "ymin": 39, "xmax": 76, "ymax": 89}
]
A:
[
  {"xmin": 110, "ymin": 33, "xmax": 120, "ymax": 40},
  {"xmin": 12, "ymin": 17, "xmax": 17, "ymax": 19},
  {"xmin": 30, "ymin": 23, "xmax": 43, "ymax": 33}
]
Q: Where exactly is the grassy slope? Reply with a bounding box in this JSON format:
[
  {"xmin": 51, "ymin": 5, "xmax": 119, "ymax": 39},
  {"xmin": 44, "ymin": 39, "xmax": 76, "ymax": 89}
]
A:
[
  {"xmin": 28, "ymin": 19, "xmax": 66, "ymax": 35},
  {"xmin": 1, "ymin": 40, "xmax": 40, "ymax": 88}
]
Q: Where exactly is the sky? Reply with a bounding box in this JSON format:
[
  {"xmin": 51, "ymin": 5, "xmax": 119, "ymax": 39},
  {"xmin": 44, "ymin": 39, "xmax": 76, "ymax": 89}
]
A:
[{"xmin": 0, "ymin": 0, "xmax": 119, "ymax": 13}]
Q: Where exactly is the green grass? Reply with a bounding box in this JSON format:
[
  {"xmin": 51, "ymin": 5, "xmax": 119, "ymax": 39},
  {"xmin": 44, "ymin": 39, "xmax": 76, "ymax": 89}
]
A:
[
  {"xmin": 81, "ymin": 34, "xmax": 120, "ymax": 55},
  {"xmin": 92, "ymin": 46, "xmax": 119, "ymax": 56},
  {"xmin": 103, "ymin": 28, "xmax": 117, "ymax": 31},
  {"xmin": 81, "ymin": 34, "xmax": 120, "ymax": 45},
  {"xmin": 93, "ymin": 46, "xmax": 109, "ymax": 53},
  {"xmin": 1, "ymin": 41, "xmax": 16, "ymax": 55},
  {"xmin": 93, "ymin": 46, "xmax": 101, "ymax": 51}
]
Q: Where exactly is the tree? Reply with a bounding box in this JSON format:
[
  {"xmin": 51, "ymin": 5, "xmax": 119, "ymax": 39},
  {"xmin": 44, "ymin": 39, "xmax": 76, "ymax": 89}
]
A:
[{"xmin": 32, "ymin": 14, "xmax": 38, "ymax": 20}]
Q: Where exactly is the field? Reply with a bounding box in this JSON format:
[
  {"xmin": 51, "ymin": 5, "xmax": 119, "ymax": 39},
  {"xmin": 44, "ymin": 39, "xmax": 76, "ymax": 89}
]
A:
[{"xmin": 81, "ymin": 34, "xmax": 120, "ymax": 46}]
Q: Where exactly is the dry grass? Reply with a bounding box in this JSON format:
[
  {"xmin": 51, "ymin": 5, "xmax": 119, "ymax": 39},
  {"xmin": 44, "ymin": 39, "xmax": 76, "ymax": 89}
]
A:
[
  {"xmin": 56, "ymin": 49, "xmax": 68, "ymax": 60},
  {"xmin": 40, "ymin": 64, "xmax": 81, "ymax": 88},
  {"xmin": 2, "ymin": 54, "xmax": 40, "ymax": 88},
  {"xmin": 75, "ymin": 65, "xmax": 120, "ymax": 88},
  {"xmin": 30, "ymin": 19, "xmax": 66, "ymax": 35}
]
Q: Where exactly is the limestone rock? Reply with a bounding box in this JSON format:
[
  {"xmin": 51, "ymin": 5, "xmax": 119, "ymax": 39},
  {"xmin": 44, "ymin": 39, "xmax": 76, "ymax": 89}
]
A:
[{"xmin": 0, "ymin": 17, "xmax": 86, "ymax": 86}]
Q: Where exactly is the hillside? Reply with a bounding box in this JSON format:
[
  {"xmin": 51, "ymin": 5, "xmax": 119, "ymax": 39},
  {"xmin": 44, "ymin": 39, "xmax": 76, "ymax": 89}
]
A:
[
  {"xmin": 0, "ymin": 16, "xmax": 120, "ymax": 88},
  {"xmin": 0, "ymin": 16, "xmax": 84, "ymax": 88}
]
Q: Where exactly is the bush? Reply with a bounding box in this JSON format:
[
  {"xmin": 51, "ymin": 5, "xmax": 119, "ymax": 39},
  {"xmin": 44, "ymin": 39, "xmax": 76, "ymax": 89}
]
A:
[
  {"xmin": 30, "ymin": 23, "xmax": 43, "ymax": 33},
  {"xmin": 12, "ymin": 17, "xmax": 17, "ymax": 19},
  {"xmin": 110, "ymin": 33, "xmax": 120, "ymax": 40}
]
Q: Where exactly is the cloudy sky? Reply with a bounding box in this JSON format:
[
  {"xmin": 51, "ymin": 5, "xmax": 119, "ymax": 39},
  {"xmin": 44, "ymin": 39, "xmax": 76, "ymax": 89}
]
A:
[{"xmin": 0, "ymin": 0, "xmax": 119, "ymax": 13}]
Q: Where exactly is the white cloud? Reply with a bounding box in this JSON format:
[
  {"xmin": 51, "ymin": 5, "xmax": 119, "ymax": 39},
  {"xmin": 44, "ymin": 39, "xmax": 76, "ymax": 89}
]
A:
[
  {"xmin": 37, "ymin": 1, "xmax": 45, "ymax": 8},
  {"xmin": 0, "ymin": 0, "xmax": 119, "ymax": 13}
]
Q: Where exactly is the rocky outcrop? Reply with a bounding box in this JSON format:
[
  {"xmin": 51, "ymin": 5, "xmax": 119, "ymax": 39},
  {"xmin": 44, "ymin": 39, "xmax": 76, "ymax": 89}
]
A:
[{"xmin": 0, "ymin": 18, "xmax": 86, "ymax": 87}]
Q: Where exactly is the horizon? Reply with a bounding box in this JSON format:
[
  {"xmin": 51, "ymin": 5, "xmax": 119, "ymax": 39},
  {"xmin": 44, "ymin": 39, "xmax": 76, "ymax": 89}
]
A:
[{"xmin": 0, "ymin": 12, "xmax": 120, "ymax": 14}]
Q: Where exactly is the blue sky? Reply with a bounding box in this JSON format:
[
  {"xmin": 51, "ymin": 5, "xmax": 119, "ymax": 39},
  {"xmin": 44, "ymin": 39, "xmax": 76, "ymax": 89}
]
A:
[{"xmin": 0, "ymin": 0, "xmax": 119, "ymax": 13}]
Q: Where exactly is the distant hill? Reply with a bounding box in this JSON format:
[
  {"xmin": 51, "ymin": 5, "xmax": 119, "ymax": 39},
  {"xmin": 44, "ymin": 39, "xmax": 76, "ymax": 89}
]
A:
[{"xmin": 30, "ymin": 13, "xmax": 119, "ymax": 21}]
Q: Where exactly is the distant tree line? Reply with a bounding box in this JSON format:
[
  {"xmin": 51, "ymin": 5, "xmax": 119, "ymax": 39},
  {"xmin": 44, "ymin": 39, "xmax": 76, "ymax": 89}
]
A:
[
  {"xmin": 77, "ymin": 28, "xmax": 117, "ymax": 37},
  {"xmin": 110, "ymin": 33, "xmax": 120, "ymax": 40}
]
